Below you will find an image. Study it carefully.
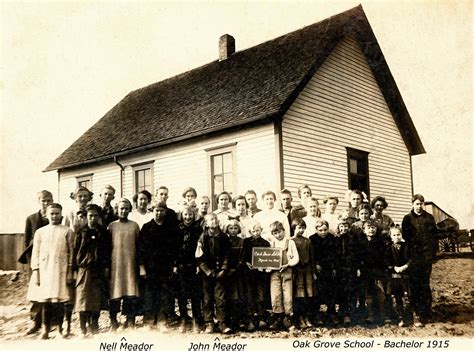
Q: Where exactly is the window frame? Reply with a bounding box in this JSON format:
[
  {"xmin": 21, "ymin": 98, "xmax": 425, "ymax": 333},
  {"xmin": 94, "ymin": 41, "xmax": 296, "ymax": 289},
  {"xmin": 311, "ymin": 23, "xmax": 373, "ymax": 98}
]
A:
[
  {"xmin": 132, "ymin": 162, "xmax": 154, "ymax": 195},
  {"xmin": 76, "ymin": 173, "xmax": 93, "ymax": 190},
  {"xmin": 206, "ymin": 143, "xmax": 237, "ymax": 211},
  {"xmin": 346, "ymin": 147, "xmax": 370, "ymax": 199}
]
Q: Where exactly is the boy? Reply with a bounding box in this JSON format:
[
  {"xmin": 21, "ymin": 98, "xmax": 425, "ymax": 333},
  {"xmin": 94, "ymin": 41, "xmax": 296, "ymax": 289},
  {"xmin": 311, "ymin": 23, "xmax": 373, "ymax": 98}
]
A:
[
  {"xmin": 73, "ymin": 204, "xmax": 111, "ymax": 336},
  {"xmin": 27, "ymin": 203, "xmax": 74, "ymax": 339},
  {"xmin": 254, "ymin": 191, "xmax": 291, "ymax": 242},
  {"xmin": 333, "ymin": 218, "xmax": 361, "ymax": 326},
  {"xmin": 385, "ymin": 226, "xmax": 411, "ymax": 327},
  {"xmin": 196, "ymin": 195, "xmax": 211, "ymax": 228},
  {"xmin": 195, "ymin": 213, "xmax": 232, "ymax": 334},
  {"xmin": 242, "ymin": 220, "xmax": 271, "ymax": 331},
  {"xmin": 99, "ymin": 185, "xmax": 117, "ymax": 227},
  {"xmin": 311, "ymin": 219, "xmax": 337, "ymax": 325},
  {"xmin": 359, "ymin": 220, "xmax": 387, "ymax": 324},
  {"xmin": 280, "ymin": 189, "xmax": 299, "ymax": 236},
  {"xmin": 21, "ymin": 190, "xmax": 53, "ymax": 335},
  {"xmin": 138, "ymin": 201, "xmax": 178, "ymax": 330},
  {"xmin": 268, "ymin": 221, "xmax": 299, "ymax": 331}
]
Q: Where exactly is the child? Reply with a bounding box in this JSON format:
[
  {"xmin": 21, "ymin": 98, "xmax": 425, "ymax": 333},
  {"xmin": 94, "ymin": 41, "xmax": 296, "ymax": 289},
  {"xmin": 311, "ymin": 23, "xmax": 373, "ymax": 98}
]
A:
[
  {"xmin": 333, "ymin": 218, "xmax": 361, "ymax": 326},
  {"xmin": 268, "ymin": 221, "xmax": 299, "ymax": 331},
  {"xmin": 346, "ymin": 189, "xmax": 364, "ymax": 225},
  {"xmin": 175, "ymin": 205, "xmax": 203, "ymax": 333},
  {"xmin": 321, "ymin": 196, "xmax": 340, "ymax": 235},
  {"xmin": 73, "ymin": 204, "xmax": 111, "ymax": 336},
  {"xmin": 242, "ymin": 220, "xmax": 271, "ymax": 331},
  {"xmin": 359, "ymin": 220, "xmax": 387, "ymax": 324},
  {"xmin": 280, "ymin": 189, "xmax": 299, "ymax": 236},
  {"xmin": 293, "ymin": 184, "xmax": 313, "ymax": 218},
  {"xmin": 108, "ymin": 198, "xmax": 140, "ymax": 330},
  {"xmin": 129, "ymin": 190, "xmax": 153, "ymax": 229},
  {"xmin": 27, "ymin": 203, "xmax": 74, "ymax": 339},
  {"xmin": 352, "ymin": 204, "xmax": 373, "ymax": 234},
  {"xmin": 385, "ymin": 226, "xmax": 411, "ymax": 327},
  {"xmin": 232, "ymin": 195, "xmax": 251, "ymax": 238},
  {"xmin": 182, "ymin": 187, "xmax": 198, "ymax": 204},
  {"xmin": 290, "ymin": 218, "xmax": 314, "ymax": 328},
  {"xmin": 370, "ymin": 196, "xmax": 395, "ymax": 242},
  {"xmin": 223, "ymin": 219, "xmax": 246, "ymax": 331},
  {"xmin": 138, "ymin": 201, "xmax": 178, "ymax": 330},
  {"xmin": 302, "ymin": 196, "xmax": 321, "ymax": 238},
  {"xmin": 254, "ymin": 191, "xmax": 291, "ymax": 242},
  {"xmin": 311, "ymin": 219, "xmax": 337, "ymax": 325},
  {"xmin": 213, "ymin": 191, "xmax": 237, "ymax": 227},
  {"xmin": 244, "ymin": 190, "xmax": 261, "ymax": 217},
  {"xmin": 99, "ymin": 185, "xmax": 117, "ymax": 228},
  {"xmin": 196, "ymin": 195, "xmax": 211, "ymax": 227},
  {"xmin": 22, "ymin": 190, "xmax": 53, "ymax": 336},
  {"xmin": 195, "ymin": 213, "xmax": 232, "ymax": 334},
  {"xmin": 64, "ymin": 186, "xmax": 93, "ymax": 232}
]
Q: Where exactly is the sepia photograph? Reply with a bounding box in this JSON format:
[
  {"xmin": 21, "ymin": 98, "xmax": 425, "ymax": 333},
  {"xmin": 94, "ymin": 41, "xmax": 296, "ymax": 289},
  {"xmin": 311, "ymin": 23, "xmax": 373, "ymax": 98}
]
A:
[{"xmin": 1, "ymin": 1, "xmax": 472, "ymax": 350}]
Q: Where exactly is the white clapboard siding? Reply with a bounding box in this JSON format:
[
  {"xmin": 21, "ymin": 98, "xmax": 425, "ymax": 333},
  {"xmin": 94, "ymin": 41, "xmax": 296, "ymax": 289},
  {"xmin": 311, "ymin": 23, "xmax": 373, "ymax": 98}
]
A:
[
  {"xmin": 117, "ymin": 123, "xmax": 277, "ymax": 210},
  {"xmin": 59, "ymin": 161, "xmax": 121, "ymax": 212},
  {"xmin": 282, "ymin": 35, "xmax": 412, "ymax": 224}
]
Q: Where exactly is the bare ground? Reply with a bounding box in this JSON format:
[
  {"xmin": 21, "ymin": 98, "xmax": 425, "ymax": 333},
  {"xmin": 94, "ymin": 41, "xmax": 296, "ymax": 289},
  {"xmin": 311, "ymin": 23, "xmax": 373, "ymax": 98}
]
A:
[{"xmin": 0, "ymin": 253, "xmax": 473, "ymax": 341}]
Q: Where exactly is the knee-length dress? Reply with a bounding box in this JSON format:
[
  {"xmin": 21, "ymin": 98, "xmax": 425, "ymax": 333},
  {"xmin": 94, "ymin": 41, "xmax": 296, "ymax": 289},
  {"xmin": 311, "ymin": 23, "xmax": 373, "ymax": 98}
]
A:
[
  {"xmin": 108, "ymin": 220, "xmax": 140, "ymax": 299},
  {"xmin": 27, "ymin": 224, "xmax": 74, "ymax": 303}
]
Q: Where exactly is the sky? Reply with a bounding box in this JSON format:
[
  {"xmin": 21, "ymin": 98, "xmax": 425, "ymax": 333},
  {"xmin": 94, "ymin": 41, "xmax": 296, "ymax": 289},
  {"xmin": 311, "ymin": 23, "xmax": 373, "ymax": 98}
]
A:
[{"xmin": 1, "ymin": 0, "xmax": 472, "ymax": 232}]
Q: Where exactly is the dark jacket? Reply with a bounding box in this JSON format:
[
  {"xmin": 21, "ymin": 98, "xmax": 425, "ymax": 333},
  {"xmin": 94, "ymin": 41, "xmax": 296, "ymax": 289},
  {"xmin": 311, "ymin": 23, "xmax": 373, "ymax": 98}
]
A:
[
  {"xmin": 19, "ymin": 211, "xmax": 49, "ymax": 264},
  {"xmin": 385, "ymin": 241, "xmax": 411, "ymax": 275},
  {"xmin": 196, "ymin": 229, "xmax": 230, "ymax": 276},
  {"xmin": 99, "ymin": 205, "xmax": 118, "ymax": 228},
  {"xmin": 138, "ymin": 219, "xmax": 178, "ymax": 280},
  {"xmin": 401, "ymin": 210, "xmax": 438, "ymax": 263},
  {"xmin": 311, "ymin": 234, "xmax": 337, "ymax": 273},
  {"xmin": 333, "ymin": 229, "xmax": 362, "ymax": 272},
  {"xmin": 359, "ymin": 235, "xmax": 386, "ymax": 279},
  {"xmin": 242, "ymin": 236, "xmax": 270, "ymax": 265},
  {"xmin": 176, "ymin": 220, "xmax": 203, "ymax": 268}
]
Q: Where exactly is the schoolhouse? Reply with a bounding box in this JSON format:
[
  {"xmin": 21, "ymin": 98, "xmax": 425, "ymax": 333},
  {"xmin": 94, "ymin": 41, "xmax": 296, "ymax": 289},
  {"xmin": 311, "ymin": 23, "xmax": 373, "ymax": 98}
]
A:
[{"xmin": 45, "ymin": 6, "xmax": 425, "ymax": 224}]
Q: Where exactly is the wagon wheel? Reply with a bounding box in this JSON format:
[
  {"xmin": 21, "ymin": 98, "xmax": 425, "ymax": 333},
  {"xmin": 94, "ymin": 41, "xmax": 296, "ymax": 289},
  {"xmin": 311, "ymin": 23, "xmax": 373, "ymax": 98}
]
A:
[
  {"xmin": 470, "ymin": 233, "xmax": 473, "ymax": 252},
  {"xmin": 438, "ymin": 237, "xmax": 455, "ymax": 253}
]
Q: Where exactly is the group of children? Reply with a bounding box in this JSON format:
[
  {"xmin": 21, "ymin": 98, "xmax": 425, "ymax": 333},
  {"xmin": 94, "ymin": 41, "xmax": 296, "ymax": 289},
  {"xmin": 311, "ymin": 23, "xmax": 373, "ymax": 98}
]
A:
[{"xmin": 23, "ymin": 185, "xmax": 418, "ymax": 338}]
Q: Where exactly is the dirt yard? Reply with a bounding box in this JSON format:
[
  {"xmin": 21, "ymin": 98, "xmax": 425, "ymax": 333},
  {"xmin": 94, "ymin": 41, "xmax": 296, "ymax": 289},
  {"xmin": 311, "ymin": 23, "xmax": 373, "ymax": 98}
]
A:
[{"xmin": 1, "ymin": 253, "xmax": 472, "ymax": 342}]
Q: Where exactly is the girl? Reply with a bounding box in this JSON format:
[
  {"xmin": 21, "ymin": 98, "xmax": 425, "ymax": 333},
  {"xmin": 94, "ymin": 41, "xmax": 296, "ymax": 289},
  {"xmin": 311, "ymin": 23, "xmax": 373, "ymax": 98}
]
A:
[
  {"xmin": 321, "ymin": 196, "xmax": 340, "ymax": 235},
  {"xmin": 293, "ymin": 184, "xmax": 313, "ymax": 218},
  {"xmin": 129, "ymin": 190, "xmax": 153, "ymax": 230},
  {"xmin": 223, "ymin": 219, "xmax": 246, "ymax": 330},
  {"xmin": 108, "ymin": 198, "xmax": 140, "ymax": 330},
  {"xmin": 352, "ymin": 204, "xmax": 373, "ymax": 236},
  {"xmin": 290, "ymin": 218, "xmax": 314, "ymax": 329},
  {"xmin": 213, "ymin": 191, "xmax": 237, "ymax": 228},
  {"xmin": 370, "ymin": 196, "xmax": 395, "ymax": 242},
  {"xmin": 302, "ymin": 196, "xmax": 321, "ymax": 238},
  {"xmin": 232, "ymin": 195, "xmax": 251, "ymax": 238},
  {"xmin": 73, "ymin": 204, "xmax": 111, "ymax": 336},
  {"xmin": 175, "ymin": 205, "xmax": 203, "ymax": 333}
]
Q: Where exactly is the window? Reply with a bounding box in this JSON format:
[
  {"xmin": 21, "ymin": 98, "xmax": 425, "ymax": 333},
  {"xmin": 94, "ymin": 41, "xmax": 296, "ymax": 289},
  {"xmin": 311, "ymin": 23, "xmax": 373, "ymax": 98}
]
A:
[
  {"xmin": 133, "ymin": 163, "xmax": 154, "ymax": 194},
  {"xmin": 207, "ymin": 143, "xmax": 237, "ymax": 210},
  {"xmin": 76, "ymin": 174, "xmax": 92, "ymax": 190},
  {"xmin": 346, "ymin": 147, "xmax": 370, "ymax": 198}
]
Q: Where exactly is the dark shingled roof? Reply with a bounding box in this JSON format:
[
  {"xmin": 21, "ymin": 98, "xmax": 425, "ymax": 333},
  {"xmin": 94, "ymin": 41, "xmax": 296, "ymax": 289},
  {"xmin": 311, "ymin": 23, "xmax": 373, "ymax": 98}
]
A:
[{"xmin": 45, "ymin": 5, "xmax": 425, "ymax": 172}]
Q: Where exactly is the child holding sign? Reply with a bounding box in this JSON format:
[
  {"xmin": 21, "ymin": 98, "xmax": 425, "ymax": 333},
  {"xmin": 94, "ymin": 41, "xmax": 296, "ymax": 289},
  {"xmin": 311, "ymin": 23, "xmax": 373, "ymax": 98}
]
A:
[{"xmin": 268, "ymin": 221, "xmax": 299, "ymax": 331}]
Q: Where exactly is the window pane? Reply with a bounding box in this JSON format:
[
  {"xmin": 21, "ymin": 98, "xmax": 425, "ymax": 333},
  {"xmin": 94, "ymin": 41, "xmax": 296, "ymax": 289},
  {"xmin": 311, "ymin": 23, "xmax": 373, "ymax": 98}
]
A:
[
  {"xmin": 223, "ymin": 173, "xmax": 233, "ymax": 193},
  {"xmin": 79, "ymin": 180, "xmax": 90, "ymax": 189},
  {"xmin": 213, "ymin": 155, "xmax": 223, "ymax": 175},
  {"xmin": 213, "ymin": 175, "xmax": 223, "ymax": 194},
  {"xmin": 144, "ymin": 168, "xmax": 151, "ymax": 188},
  {"xmin": 349, "ymin": 159, "xmax": 358, "ymax": 174},
  {"xmin": 223, "ymin": 152, "xmax": 232, "ymax": 172}
]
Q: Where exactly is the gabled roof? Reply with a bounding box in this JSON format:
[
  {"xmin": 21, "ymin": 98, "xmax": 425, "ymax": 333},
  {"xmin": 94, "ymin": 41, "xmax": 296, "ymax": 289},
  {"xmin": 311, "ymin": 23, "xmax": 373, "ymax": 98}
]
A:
[{"xmin": 45, "ymin": 5, "xmax": 425, "ymax": 172}]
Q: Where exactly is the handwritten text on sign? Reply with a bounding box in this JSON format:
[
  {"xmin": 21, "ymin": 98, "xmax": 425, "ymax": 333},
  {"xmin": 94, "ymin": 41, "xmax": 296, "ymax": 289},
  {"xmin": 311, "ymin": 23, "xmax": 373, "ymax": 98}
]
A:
[{"xmin": 251, "ymin": 247, "xmax": 282, "ymax": 270}]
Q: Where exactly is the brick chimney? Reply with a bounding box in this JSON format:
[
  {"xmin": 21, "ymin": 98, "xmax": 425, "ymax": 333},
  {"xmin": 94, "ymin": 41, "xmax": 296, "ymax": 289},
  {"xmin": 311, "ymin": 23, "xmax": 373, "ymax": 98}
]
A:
[{"xmin": 219, "ymin": 34, "xmax": 235, "ymax": 61}]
